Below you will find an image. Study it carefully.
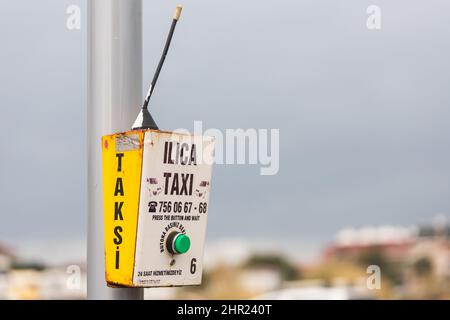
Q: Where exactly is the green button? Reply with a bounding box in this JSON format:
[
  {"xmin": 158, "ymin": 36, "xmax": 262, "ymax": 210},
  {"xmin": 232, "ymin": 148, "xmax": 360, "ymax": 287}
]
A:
[{"xmin": 173, "ymin": 233, "xmax": 190, "ymax": 254}]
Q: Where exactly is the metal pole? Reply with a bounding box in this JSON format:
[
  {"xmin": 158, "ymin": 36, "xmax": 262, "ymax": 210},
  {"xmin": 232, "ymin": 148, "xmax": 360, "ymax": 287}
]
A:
[{"xmin": 87, "ymin": 0, "xmax": 144, "ymax": 300}]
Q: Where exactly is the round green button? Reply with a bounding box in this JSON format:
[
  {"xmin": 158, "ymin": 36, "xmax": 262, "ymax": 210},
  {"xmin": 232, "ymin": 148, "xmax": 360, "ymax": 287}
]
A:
[{"xmin": 173, "ymin": 233, "xmax": 190, "ymax": 254}]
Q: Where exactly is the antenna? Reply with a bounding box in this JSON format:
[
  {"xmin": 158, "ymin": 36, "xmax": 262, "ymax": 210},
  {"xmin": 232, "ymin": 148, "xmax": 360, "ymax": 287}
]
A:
[{"xmin": 132, "ymin": 5, "xmax": 183, "ymax": 130}]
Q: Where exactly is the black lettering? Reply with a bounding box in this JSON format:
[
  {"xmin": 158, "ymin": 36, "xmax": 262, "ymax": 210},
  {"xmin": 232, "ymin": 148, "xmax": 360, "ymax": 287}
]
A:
[
  {"xmin": 180, "ymin": 143, "xmax": 189, "ymax": 165},
  {"xmin": 175, "ymin": 142, "xmax": 180, "ymax": 165},
  {"xmin": 116, "ymin": 153, "xmax": 124, "ymax": 171},
  {"xmin": 163, "ymin": 141, "xmax": 168, "ymax": 164},
  {"xmin": 171, "ymin": 173, "xmax": 180, "ymax": 195},
  {"xmin": 114, "ymin": 226, "xmax": 123, "ymax": 245},
  {"xmin": 115, "ymin": 202, "xmax": 124, "ymax": 220},
  {"xmin": 163, "ymin": 172, "xmax": 172, "ymax": 194},
  {"xmin": 180, "ymin": 174, "xmax": 189, "ymax": 195},
  {"xmin": 190, "ymin": 144, "xmax": 197, "ymax": 165},
  {"xmin": 114, "ymin": 177, "xmax": 124, "ymax": 196},
  {"xmin": 115, "ymin": 248, "xmax": 120, "ymax": 269},
  {"xmin": 168, "ymin": 142, "xmax": 174, "ymax": 164},
  {"xmin": 163, "ymin": 142, "xmax": 197, "ymax": 166}
]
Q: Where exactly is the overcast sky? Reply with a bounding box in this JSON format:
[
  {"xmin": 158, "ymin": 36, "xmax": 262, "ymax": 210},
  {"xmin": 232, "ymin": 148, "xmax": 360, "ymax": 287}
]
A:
[{"xmin": 1, "ymin": 0, "xmax": 450, "ymax": 256}]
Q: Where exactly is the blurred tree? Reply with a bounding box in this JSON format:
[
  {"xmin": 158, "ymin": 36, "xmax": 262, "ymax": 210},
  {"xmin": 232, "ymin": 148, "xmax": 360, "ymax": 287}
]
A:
[
  {"xmin": 11, "ymin": 261, "xmax": 46, "ymax": 271},
  {"xmin": 412, "ymin": 257, "xmax": 433, "ymax": 278},
  {"xmin": 243, "ymin": 254, "xmax": 300, "ymax": 281}
]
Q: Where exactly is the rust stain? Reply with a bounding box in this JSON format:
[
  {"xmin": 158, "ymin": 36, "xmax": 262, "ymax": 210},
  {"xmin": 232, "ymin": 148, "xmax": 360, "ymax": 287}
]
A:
[
  {"xmin": 105, "ymin": 272, "xmax": 135, "ymax": 288},
  {"xmin": 104, "ymin": 128, "xmax": 213, "ymax": 142}
]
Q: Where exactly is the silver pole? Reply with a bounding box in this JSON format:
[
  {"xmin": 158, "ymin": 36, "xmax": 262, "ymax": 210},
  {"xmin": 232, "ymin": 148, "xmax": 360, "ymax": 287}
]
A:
[{"xmin": 87, "ymin": 0, "xmax": 144, "ymax": 300}]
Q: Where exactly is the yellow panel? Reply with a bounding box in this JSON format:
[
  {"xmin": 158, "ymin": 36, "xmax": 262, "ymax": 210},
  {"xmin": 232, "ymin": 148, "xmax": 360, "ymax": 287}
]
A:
[{"xmin": 102, "ymin": 131, "xmax": 144, "ymax": 287}]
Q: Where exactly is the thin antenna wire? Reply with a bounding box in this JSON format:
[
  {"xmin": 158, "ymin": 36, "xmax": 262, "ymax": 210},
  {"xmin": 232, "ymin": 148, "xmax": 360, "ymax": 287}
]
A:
[{"xmin": 142, "ymin": 5, "xmax": 183, "ymax": 110}]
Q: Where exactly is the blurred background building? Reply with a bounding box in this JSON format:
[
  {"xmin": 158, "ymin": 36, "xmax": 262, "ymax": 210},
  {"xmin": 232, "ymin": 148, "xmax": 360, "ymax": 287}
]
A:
[{"xmin": 1, "ymin": 217, "xmax": 449, "ymax": 299}]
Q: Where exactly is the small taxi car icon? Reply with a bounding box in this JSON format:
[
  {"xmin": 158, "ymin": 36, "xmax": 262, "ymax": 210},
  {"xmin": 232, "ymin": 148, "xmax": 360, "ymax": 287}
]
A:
[
  {"xmin": 147, "ymin": 177, "xmax": 162, "ymax": 197},
  {"xmin": 195, "ymin": 180, "xmax": 210, "ymax": 199}
]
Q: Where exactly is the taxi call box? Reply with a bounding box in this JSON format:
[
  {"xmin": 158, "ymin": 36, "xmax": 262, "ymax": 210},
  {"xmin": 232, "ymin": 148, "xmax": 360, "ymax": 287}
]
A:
[{"xmin": 102, "ymin": 129, "xmax": 215, "ymax": 287}]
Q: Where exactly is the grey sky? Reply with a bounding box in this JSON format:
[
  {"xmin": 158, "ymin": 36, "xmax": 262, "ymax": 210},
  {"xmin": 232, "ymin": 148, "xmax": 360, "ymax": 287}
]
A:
[{"xmin": 1, "ymin": 0, "xmax": 449, "ymax": 250}]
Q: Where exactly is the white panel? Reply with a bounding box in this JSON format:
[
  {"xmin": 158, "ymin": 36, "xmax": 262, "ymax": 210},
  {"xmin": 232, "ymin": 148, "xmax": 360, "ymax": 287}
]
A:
[{"xmin": 133, "ymin": 131, "xmax": 215, "ymax": 287}]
